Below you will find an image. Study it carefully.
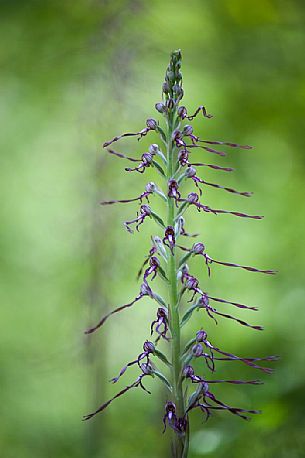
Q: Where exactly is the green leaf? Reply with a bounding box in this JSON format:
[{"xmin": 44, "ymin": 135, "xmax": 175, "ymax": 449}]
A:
[
  {"xmin": 158, "ymin": 265, "xmax": 169, "ymax": 283},
  {"xmin": 153, "ymin": 293, "xmax": 167, "ymax": 308},
  {"xmin": 152, "ymin": 160, "xmax": 165, "ymax": 177},
  {"xmin": 179, "ymin": 251, "xmax": 192, "ymax": 268},
  {"xmin": 154, "ymin": 349, "xmax": 172, "ymax": 367},
  {"xmin": 153, "ymin": 370, "xmax": 172, "ymax": 392},
  {"xmin": 180, "ymin": 304, "xmax": 198, "ymax": 327},
  {"xmin": 176, "ymin": 201, "xmax": 189, "ymax": 217},
  {"xmin": 186, "ymin": 384, "xmax": 203, "ymax": 411},
  {"xmin": 156, "ymin": 126, "xmax": 167, "ymax": 143},
  {"xmin": 151, "ymin": 211, "xmax": 166, "ymax": 228},
  {"xmin": 182, "ymin": 337, "xmax": 196, "ymax": 356}
]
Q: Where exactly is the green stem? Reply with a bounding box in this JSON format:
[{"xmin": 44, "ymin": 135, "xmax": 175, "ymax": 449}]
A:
[{"xmin": 166, "ymin": 113, "xmax": 188, "ymax": 457}]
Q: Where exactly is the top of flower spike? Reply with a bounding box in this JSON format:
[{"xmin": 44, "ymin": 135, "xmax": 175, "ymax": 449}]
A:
[{"xmin": 162, "ymin": 49, "xmax": 183, "ymax": 103}]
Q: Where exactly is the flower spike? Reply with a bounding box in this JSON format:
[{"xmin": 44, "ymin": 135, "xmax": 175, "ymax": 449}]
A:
[{"xmin": 86, "ymin": 50, "xmax": 276, "ymax": 457}]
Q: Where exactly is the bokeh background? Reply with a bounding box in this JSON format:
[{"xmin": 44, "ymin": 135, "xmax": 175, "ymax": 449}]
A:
[{"xmin": 1, "ymin": 1, "xmax": 305, "ymax": 457}]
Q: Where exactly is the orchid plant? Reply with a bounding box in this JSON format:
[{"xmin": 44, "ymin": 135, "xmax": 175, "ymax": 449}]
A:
[{"xmin": 83, "ymin": 50, "xmax": 277, "ymax": 458}]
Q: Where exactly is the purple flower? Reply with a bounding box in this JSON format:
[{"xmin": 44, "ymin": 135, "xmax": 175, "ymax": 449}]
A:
[
  {"xmin": 185, "ymin": 166, "xmax": 252, "ymax": 197},
  {"xmin": 168, "ymin": 179, "xmax": 181, "ymax": 203},
  {"xmin": 178, "ymin": 242, "xmax": 275, "ymax": 276},
  {"xmin": 178, "ymin": 148, "xmax": 234, "ymax": 172},
  {"xmin": 103, "ymin": 118, "xmax": 159, "ymax": 148},
  {"xmin": 194, "ymin": 330, "xmax": 277, "ymax": 373},
  {"xmin": 183, "ymin": 364, "xmax": 262, "ymax": 385},
  {"xmin": 180, "ymin": 192, "xmax": 263, "ymax": 220},
  {"xmin": 110, "ymin": 341, "xmax": 155, "ymax": 383},
  {"xmin": 85, "ymin": 282, "xmax": 155, "ymax": 334},
  {"xmin": 163, "ymin": 226, "xmax": 176, "ymax": 253},
  {"xmin": 83, "ymin": 362, "xmax": 153, "ymax": 421},
  {"xmin": 197, "ymin": 294, "xmax": 263, "ymax": 330},
  {"xmin": 186, "ymin": 381, "xmax": 260, "ymax": 421},
  {"xmin": 124, "ymin": 204, "xmax": 152, "ymax": 233},
  {"xmin": 151, "ymin": 307, "xmax": 170, "ymax": 342},
  {"xmin": 163, "ymin": 402, "xmax": 187, "ymax": 434},
  {"xmin": 125, "ymin": 152, "xmax": 155, "ymax": 173}
]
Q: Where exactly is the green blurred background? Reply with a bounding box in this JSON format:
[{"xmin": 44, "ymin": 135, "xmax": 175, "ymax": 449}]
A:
[{"xmin": 1, "ymin": 0, "xmax": 305, "ymax": 457}]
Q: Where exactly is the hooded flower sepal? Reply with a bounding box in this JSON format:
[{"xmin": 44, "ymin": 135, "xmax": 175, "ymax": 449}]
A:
[{"xmin": 151, "ymin": 307, "xmax": 170, "ymax": 342}]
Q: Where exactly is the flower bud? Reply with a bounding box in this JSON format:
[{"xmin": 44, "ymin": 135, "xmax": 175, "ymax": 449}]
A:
[
  {"xmin": 187, "ymin": 192, "xmax": 199, "ymax": 203},
  {"xmin": 166, "ymin": 71, "xmax": 175, "ymax": 83},
  {"xmin": 172, "ymin": 129, "xmax": 182, "ymax": 140},
  {"xmin": 150, "ymin": 256, "xmax": 160, "ymax": 268},
  {"xmin": 141, "ymin": 362, "xmax": 153, "ymax": 375},
  {"xmin": 143, "ymin": 341, "xmax": 155, "ymax": 353},
  {"xmin": 185, "ymin": 166, "xmax": 196, "ymax": 178},
  {"xmin": 145, "ymin": 182, "xmax": 156, "ymax": 193},
  {"xmin": 178, "ymin": 106, "xmax": 187, "ymax": 119},
  {"xmin": 148, "ymin": 143, "xmax": 159, "ymax": 154},
  {"xmin": 171, "ymin": 49, "xmax": 182, "ymax": 63},
  {"xmin": 174, "ymin": 216, "xmax": 184, "ymax": 235},
  {"xmin": 140, "ymin": 282, "xmax": 152, "ymax": 296},
  {"xmin": 162, "ymin": 82, "xmax": 170, "ymax": 94},
  {"xmin": 183, "ymin": 124, "xmax": 193, "ymax": 136},
  {"xmin": 166, "ymin": 98, "xmax": 174, "ymax": 110},
  {"xmin": 183, "ymin": 365, "xmax": 195, "ymax": 378},
  {"xmin": 155, "ymin": 102, "xmax": 167, "ymax": 114},
  {"xmin": 175, "ymin": 86, "xmax": 184, "ymax": 101},
  {"xmin": 146, "ymin": 118, "xmax": 158, "ymax": 130},
  {"xmin": 186, "ymin": 277, "xmax": 198, "ymax": 289},
  {"xmin": 140, "ymin": 204, "xmax": 151, "ymax": 216},
  {"xmin": 181, "ymin": 264, "xmax": 189, "ymax": 275},
  {"xmin": 152, "ymin": 236, "xmax": 167, "ymax": 259},
  {"xmin": 196, "ymin": 330, "xmax": 207, "ymax": 342},
  {"xmin": 142, "ymin": 153, "xmax": 153, "ymax": 165},
  {"xmin": 173, "ymin": 84, "xmax": 182, "ymax": 95},
  {"xmin": 192, "ymin": 242, "xmax": 205, "ymax": 254},
  {"xmin": 178, "ymin": 149, "xmax": 189, "ymax": 165},
  {"xmin": 192, "ymin": 344, "xmax": 203, "ymax": 357},
  {"xmin": 176, "ymin": 71, "xmax": 182, "ymax": 81},
  {"xmin": 198, "ymin": 294, "xmax": 209, "ymax": 307}
]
